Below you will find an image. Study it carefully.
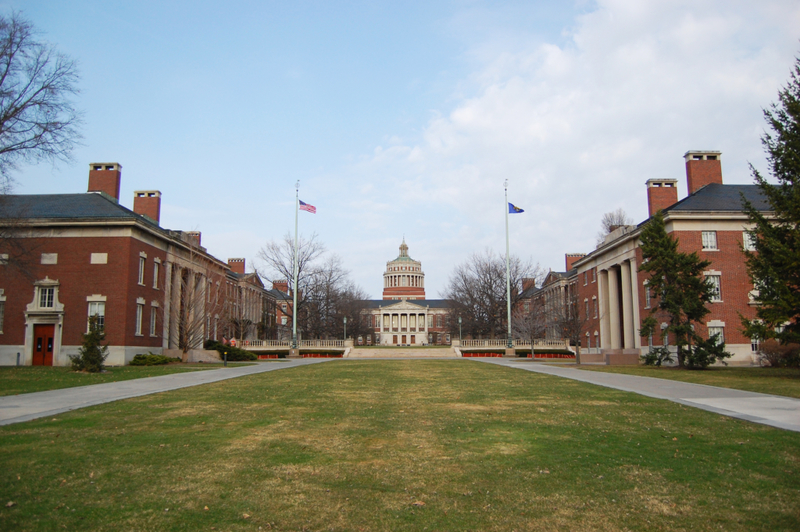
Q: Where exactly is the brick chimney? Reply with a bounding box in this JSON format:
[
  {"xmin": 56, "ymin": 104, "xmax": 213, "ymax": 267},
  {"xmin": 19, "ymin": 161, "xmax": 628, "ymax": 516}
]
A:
[
  {"xmin": 565, "ymin": 253, "xmax": 586, "ymax": 271},
  {"xmin": 185, "ymin": 231, "xmax": 201, "ymax": 247},
  {"xmin": 272, "ymin": 280, "xmax": 289, "ymax": 293},
  {"xmin": 685, "ymin": 151, "xmax": 722, "ymax": 194},
  {"xmin": 88, "ymin": 163, "xmax": 122, "ymax": 202},
  {"xmin": 228, "ymin": 258, "xmax": 245, "ymax": 275},
  {"xmin": 133, "ymin": 190, "xmax": 161, "ymax": 223},
  {"xmin": 521, "ymin": 278, "xmax": 537, "ymax": 291},
  {"xmin": 646, "ymin": 178, "xmax": 679, "ymax": 216}
]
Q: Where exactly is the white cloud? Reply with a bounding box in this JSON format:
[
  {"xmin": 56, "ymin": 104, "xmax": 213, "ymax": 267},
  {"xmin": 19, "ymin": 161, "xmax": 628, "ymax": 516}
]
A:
[{"xmin": 343, "ymin": 0, "xmax": 800, "ymax": 296}]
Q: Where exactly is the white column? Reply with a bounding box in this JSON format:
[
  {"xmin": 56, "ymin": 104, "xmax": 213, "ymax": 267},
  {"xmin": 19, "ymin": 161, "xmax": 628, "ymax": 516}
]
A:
[
  {"xmin": 629, "ymin": 259, "xmax": 642, "ymax": 349},
  {"xmin": 607, "ymin": 268, "xmax": 621, "ymax": 349},
  {"xmin": 598, "ymin": 269, "xmax": 610, "ymax": 349},
  {"xmin": 621, "ymin": 261, "xmax": 634, "ymax": 349}
]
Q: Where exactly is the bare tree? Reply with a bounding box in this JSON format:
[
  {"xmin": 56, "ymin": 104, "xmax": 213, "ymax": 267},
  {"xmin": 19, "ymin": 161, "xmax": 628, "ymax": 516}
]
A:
[
  {"xmin": 167, "ymin": 246, "xmax": 224, "ymax": 359},
  {"xmin": 444, "ymin": 250, "xmax": 544, "ymax": 339},
  {"xmin": 511, "ymin": 297, "xmax": 548, "ymax": 342},
  {"xmin": 257, "ymin": 233, "xmax": 324, "ymax": 339},
  {"xmin": 0, "ymin": 12, "xmax": 82, "ymax": 189},
  {"xmin": 257, "ymin": 236, "xmax": 369, "ymax": 340},
  {"xmin": 596, "ymin": 208, "xmax": 633, "ymax": 246}
]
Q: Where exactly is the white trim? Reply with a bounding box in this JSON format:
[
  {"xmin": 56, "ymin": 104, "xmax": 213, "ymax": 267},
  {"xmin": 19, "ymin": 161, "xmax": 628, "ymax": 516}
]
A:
[{"xmin": 86, "ymin": 294, "xmax": 107, "ymax": 302}]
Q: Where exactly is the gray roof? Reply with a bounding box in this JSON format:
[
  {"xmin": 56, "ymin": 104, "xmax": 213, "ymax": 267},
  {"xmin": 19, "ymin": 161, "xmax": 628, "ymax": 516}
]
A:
[
  {"xmin": 664, "ymin": 184, "xmax": 769, "ymax": 213},
  {"xmin": 0, "ymin": 193, "xmax": 157, "ymax": 225}
]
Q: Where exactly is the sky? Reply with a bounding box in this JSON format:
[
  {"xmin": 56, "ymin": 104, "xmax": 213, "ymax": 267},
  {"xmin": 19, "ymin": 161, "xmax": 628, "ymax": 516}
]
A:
[{"xmin": 7, "ymin": 0, "xmax": 800, "ymax": 299}]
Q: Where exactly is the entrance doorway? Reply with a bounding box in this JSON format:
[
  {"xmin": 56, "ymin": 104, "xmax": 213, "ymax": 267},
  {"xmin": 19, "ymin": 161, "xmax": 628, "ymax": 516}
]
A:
[
  {"xmin": 401, "ymin": 335, "xmax": 407, "ymax": 344},
  {"xmin": 33, "ymin": 324, "xmax": 55, "ymax": 366}
]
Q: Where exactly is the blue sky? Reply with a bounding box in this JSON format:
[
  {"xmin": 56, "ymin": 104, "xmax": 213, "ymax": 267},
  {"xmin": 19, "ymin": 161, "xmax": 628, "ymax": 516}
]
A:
[{"xmin": 7, "ymin": 0, "xmax": 800, "ymax": 298}]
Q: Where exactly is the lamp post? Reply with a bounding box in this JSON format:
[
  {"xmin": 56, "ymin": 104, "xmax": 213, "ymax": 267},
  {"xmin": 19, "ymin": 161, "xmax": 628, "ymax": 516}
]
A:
[
  {"xmin": 343, "ymin": 316, "xmax": 347, "ymax": 342},
  {"xmin": 458, "ymin": 316, "xmax": 462, "ymax": 344}
]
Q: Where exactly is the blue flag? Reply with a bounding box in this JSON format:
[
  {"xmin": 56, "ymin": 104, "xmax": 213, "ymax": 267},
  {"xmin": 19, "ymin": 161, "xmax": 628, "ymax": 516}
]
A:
[{"xmin": 508, "ymin": 203, "xmax": 524, "ymax": 214}]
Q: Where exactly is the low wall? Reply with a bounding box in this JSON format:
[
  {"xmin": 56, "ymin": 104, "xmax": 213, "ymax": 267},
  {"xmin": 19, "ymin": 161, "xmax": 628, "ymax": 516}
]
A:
[
  {"xmin": 164, "ymin": 348, "xmax": 220, "ymax": 363},
  {"xmin": 604, "ymin": 350, "xmax": 641, "ymax": 365}
]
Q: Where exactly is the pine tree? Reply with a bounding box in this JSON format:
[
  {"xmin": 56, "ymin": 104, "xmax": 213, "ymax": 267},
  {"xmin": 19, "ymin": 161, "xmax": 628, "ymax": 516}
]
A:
[
  {"xmin": 742, "ymin": 56, "xmax": 800, "ymax": 346},
  {"xmin": 70, "ymin": 315, "xmax": 109, "ymax": 372},
  {"xmin": 638, "ymin": 212, "xmax": 731, "ymax": 368}
]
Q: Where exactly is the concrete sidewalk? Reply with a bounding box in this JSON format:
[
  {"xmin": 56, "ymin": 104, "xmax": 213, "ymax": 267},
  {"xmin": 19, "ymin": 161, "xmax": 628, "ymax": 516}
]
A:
[
  {"xmin": 477, "ymin": 359, "xmax": 800, "ymax": 432},
  {"xmin": 0, "ymin": 359, "xmax": 331, "ymax": 427}
]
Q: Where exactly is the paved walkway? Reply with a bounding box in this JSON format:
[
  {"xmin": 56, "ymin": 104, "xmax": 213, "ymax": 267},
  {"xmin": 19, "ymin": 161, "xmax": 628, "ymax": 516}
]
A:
[
  {"xmin": 477, "ymin": 358, "xmax": 800, "ymax": 432},
  {"xmin": 0, "ymin": 359, "xmax": 331, "ymax": 427}
]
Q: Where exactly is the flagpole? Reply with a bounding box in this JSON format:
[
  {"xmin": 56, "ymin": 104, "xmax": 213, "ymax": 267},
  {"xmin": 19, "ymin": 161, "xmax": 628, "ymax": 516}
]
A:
[
  {"xmin": 505, "ymin": 179, "xmax": 513, "ymax": 349},
  {"xmin": 292, "ymin": 180, "xmax": 299, "ymax": 350}
]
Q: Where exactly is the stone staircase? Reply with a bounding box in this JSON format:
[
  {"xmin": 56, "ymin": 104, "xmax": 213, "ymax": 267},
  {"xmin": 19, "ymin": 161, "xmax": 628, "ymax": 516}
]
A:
[{"xmin": 346, "ymin": 347, "xmax": 458, "ymax": 358}]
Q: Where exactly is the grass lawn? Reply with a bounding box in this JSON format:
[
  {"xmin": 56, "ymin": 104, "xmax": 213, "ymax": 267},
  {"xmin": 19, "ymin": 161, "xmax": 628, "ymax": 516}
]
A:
[
  {"xmin": 573, "ymin": 364, "xmax": 800, "ymax": 399},
  {"xmin": 1, "ymin": 360, "xmax": 798, "ymax": 531},
  {"xmin": 0, "ymin": 363, "xmax": 254, "ymax": 396}
]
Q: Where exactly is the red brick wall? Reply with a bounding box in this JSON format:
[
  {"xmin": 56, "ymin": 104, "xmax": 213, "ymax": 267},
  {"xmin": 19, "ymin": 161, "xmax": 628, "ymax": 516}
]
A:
[
  {"xmin": 0, "ymin": 234, "xmax": 166, "ymax": 349},
  {"xmin": 577, "ymin": 266, "xmax": 600, "ymax": 345}
]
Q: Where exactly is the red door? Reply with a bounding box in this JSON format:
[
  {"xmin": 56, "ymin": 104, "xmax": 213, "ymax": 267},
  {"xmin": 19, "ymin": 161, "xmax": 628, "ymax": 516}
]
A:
[{"xmin": 33, "ymin": 324, "xmax": 55, "ymax": 366}]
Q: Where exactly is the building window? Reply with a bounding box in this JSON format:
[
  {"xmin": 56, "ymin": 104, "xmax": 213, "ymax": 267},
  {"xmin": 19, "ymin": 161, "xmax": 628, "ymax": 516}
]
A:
[
  {"xmin": 436, "ymin": 315, "xmax": 443, "ymax": 328},
  {"xmin": 39, "ymin": 287, "xmax": 55, "ymax": 308},
  {"xmin": 708, "ymin": 326, "xmax": 724, "ymax": 344},
  {"xmin": 593, "ymin": 297, "xmax": 598, "ymax": 318},
  {"xmin": 592, "ymin": 268, "xmax": 596, "ymax": 283},
  {"xmin": 701, "ymin": 231, "xmax": 718, "ymax": 250},
  {"xmin": 584, "ymin": 299, "xmax": 589, "ymax": 317},
  {"xmin": 135, "ymin": 303, "xmax": 144, "ymax": 336},
  {"xmin": 153, "ymin": 261, "xmax": 160, "ymax": 289},
  {"xmin": 751, "ymin": 337, "xmax": 760, "ymax": 352},
  {"xmin": 743, "ymin": 231, "xmax": 756, "ymax": 251},
  {"xmin": 281, "ymin": 316, "xmax": 287, "ymax": 326},
  {"xmin": 281, "ymin": 303, "xmax": 287, "ymax": 312},
  {"xmin": 88, "ymin": 302, "xmax": 105, "ymax": 330},
  {"xmin": 583, "ymin": 272, "xmax": 588, "ymax": 285},
  {"xmin": 706, "ymin": 275, "xmax": 722, "ymax": 301},
  {"xmin": 151, "ymin": 309, "xmax": 159, "ymax": 337},
  {"xmin": 644, "ymin": 282, "xmax": 651, "ymax": 309},
  {"xmin": 138, "ymin": 256, "xmax": 146, "ymax": 285}
]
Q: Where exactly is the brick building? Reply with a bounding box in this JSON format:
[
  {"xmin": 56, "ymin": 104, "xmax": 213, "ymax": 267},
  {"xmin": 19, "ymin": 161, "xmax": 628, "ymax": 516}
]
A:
[
  {"xmin": 573, "ymin": 150, "xmax": 769, "ymax": 364},
  {"xmin": 0, "ymin": 163, "xmax": 277, "ymax": 366}
]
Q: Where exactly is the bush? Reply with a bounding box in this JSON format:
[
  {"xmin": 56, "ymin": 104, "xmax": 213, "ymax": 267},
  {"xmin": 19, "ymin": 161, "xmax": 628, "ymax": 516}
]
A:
[
  {"xmin": 641, "ymin": 347, "xmax": 674, "ymax": 366},
  {"xmin": 205, "ymin": 341, "xmax": 257, "ymax": 361},
  {"xmin": 685, "ymin": 335, "xmax": 731, "ymax": 369},
  {"xmin": 70, "ymin": 316, "xmax": 109, "ymax": 373},
  {"xmin": 129, "ymin": 353, "xmax": 180, "ymax": 366},
  {"xmin": 758, "ymin": 339, "xmax": 800, "ymax": 367}
]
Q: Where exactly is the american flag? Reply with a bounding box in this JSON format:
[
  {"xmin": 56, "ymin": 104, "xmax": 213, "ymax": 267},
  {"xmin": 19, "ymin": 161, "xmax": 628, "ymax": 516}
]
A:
[{"xmin": 299, "ymin": 200, "xmax": 316, "ymax": 214}]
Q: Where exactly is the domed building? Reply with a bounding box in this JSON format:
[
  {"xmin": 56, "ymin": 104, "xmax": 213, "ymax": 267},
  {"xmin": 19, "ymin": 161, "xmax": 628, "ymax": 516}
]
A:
[{"xmin": 362, "ymin": 240, "xmax": 451, "ymax": 346}]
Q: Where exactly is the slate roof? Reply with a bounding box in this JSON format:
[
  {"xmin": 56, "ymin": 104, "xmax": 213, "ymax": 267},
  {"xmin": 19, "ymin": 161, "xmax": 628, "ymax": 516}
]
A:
[
  {"xmin": 0, "ymin": 193, "xmax": 157, "ymax": 225},
  {"xmin": 663, "ymin": 184, "xmax": 769, "ymax": 214}
]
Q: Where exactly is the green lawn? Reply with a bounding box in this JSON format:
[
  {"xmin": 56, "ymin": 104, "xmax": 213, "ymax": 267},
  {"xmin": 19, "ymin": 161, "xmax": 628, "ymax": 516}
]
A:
[
  {"xmin": 1, "ymin": 360, "xmax": 798, "ymax": 531},
  {"xmin": 574, "ymin": 364, "xmax": 800, "ymax": 399},
  {"xmin": 0, "ymin": 363, "xmax": 253, "ymax": 396}
]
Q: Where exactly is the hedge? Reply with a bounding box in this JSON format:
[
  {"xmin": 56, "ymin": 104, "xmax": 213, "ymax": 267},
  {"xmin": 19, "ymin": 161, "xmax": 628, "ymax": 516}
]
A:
[
  {"xmin": 204, "ymin": 341, "xmax": 258, "ymax": 361},
  {"xmin": 129, "ymin": 354, "xmax": 181, "ymax": 366}
]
